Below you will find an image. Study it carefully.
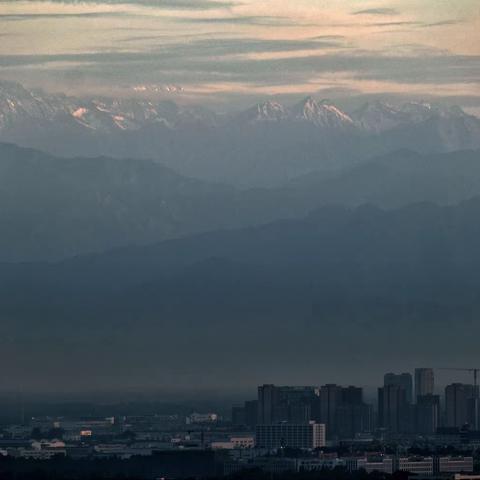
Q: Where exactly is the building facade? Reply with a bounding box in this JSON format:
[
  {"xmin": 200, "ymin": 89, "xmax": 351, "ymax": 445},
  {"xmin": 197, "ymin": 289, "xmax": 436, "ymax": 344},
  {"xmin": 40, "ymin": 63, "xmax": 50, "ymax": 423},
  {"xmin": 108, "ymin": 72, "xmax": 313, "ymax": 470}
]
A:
[
  {"xmin": 255, "ymin": 422, "xmax": 326, "ymax": 450},
  {"xmin": 384, "ymin": 372, "xmax": 413, "ymax": 403},
  {"xmin": 445, "ymin": 384, "xmax": 476, "ymax": 428},
  {"xmin": 415, "ymin": 368, "xmax": 435, "ymax": 400}
]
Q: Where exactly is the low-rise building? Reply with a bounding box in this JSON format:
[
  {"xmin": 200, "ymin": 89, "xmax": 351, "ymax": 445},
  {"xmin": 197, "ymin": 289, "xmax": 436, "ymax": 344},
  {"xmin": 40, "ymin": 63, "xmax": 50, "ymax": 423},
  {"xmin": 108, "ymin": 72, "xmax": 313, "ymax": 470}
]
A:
[
  {"xmin": 255, "ymin": 422, "xmax": 326, "ymax": 450},
  {"xmin": 187, "ymin": 413, "xmax": 218, "ymax": 424},
  {"xmin": 230, "ymin": 436, "xmax": 254, "ymax": 449},
  {"xmin": 397, "ymin": 457, "xmax": 434, "ymax": 476},
  {"xmin": 211, "ymin": 436, "xmax": 254, "ymax": 450},
  {"xmin": 211, "ymin": 441, "xmax": 235, "ymax": 450},
  {"xmin": 437, "ymin": 457, "xmax": 474, "ymax": 474},
  {"xmin": 15, "ymin": 448, "xmax": 66, "ymax": 460},
  {"xmin": 296, "ymin": 457, "xmax": 346, "ymax": 471}
]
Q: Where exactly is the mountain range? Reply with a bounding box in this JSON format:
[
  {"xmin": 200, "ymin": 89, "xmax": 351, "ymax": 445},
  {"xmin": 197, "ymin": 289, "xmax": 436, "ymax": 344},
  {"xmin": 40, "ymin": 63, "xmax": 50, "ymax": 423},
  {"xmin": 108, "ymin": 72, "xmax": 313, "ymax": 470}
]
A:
[
  {"xmin": 2, "ymin": 81, "xmax": 480, "ymax": 388},
  {"xmin": 1, "ymin": 79, "xmax": 474, "ymax": 134},
  {"xmin": 1, "ymin": 80, "xmax": 479, "ymax": 186},
  {"xmin": 2, "ymin": 199, "xmax": 480, "ymax": 389},
  {"xmin": 2, "ymin": 142, "xmax": 480, "ymax": 261}
]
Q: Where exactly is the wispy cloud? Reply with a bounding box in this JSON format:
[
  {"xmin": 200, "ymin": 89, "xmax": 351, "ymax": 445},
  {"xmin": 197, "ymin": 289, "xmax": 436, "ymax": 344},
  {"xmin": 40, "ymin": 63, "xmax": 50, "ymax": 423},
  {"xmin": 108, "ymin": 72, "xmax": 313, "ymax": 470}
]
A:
[
  {"xmin": 353, "ymin": 8, "xmax": 399, "ymax": 16},
  {"xmin": 371, "ymin": 21, "xmax": 421, "ymax": 27},
  {"xmin": 421, "ymin": 19, "xmax": 464, "ymax": 28},
  {"xmin": 0, "ymin": 0, "xmax": 477, "ymax": 101},
  {"xmin": 17, "ymin": 0, "xmax": 236, "ymax": 9},
  {"xmin": 174, "ymin": 15, "xmax": 305, "ymax": 26},
  {"xmin": 0, "ymin": 36, "xmax": 345, "ymax": 68},
  {"xmin": 369, "ymin": 19, "xmax": 464, "ymax": 29},
  {"xmin": 0, "ymin": 11, "xmax": 130, "ymax": 20},
  {"xmin": 2, "ymin": 47, "xmax": 478, "ymax": 91}
]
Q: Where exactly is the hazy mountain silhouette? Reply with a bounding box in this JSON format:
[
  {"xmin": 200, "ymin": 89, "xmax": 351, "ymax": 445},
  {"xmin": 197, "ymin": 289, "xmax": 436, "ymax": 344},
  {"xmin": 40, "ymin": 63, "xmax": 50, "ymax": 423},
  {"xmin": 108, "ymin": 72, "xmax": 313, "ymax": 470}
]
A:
[
  {"xmin": 1, "ymin": 200, "xmax": 480, "ymax": 389},
  {"xmin": 2, "ymin": 142, "xmax": 480, "ymax": 261},
  {"xmin": 1, "ymin": 80, "xmax": 479, "ymax": 186}
]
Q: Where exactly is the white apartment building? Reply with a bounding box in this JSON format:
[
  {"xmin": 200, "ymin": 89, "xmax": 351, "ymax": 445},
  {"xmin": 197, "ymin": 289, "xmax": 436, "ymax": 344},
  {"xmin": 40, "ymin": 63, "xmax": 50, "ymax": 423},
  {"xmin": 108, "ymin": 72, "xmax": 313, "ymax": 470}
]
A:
[
  {"xmin": 255, "ymin": 422, "xmax": 326, "ymax": 450},
  {"xmin": 438, "ymin": 457, "xmax": 474, "ymax": 473},
  {"xmin": 397, "ymin": 457, "xmax": 434, "ymax": 475}
]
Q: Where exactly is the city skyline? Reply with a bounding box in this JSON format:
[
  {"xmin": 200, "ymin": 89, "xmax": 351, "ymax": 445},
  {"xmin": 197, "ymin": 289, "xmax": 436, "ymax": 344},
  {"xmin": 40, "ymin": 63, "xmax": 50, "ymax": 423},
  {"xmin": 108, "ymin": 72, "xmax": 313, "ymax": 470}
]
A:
[{"xmin": 1, "ymin": 1, "xmax": 480, "ymax": 478}]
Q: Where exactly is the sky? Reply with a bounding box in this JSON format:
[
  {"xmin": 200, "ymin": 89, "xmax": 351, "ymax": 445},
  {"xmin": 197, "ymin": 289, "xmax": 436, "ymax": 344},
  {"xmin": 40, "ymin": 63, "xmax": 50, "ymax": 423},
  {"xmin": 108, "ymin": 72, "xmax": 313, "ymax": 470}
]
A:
[{"xmin": 0, "ymin": 0, "xmax": 479, "ymax": 107}]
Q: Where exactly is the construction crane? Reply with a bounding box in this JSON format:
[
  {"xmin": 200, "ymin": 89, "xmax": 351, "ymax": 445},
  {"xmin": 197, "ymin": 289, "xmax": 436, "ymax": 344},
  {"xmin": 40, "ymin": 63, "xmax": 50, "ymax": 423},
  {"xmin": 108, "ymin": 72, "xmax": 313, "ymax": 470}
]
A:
[{"xmin": 438, "ymin": 367, "xmax": 479, "ymax": 391}]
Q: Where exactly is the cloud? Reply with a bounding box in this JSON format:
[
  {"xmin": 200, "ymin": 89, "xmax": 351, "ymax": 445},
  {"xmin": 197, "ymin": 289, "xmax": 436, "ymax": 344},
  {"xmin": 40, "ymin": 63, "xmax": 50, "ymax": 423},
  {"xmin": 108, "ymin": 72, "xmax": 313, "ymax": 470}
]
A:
[
  {"xmin": 0, "ymin": 12, "xmax": 130, "ymax": 20},
  {"xmin": 388, "ymin": 43, "xmax": 451, "ymax": 56},
  {"xmin": 0, "ymin": 36, "xmax": 344, "ymax": 69},
  {"xmin": 421, "ymin": 19, "xmax": 464, "ymax": 28},
  {"xmin": 2, "ymin": 45, "xmax": 478, "ymax": 94},
  {"xmin": 353, "ymin": 8, "xmax": 399, "ymax": 16},
  {"xmin": 368, "ymin": 19, "xmax": 464, "ymax": 29},
  {"xmin": 17, "ymin": 0, "xmax": 236, "ymax": 9},
  {"xmin": 371, "ymin": 21, "xmax": 421, "ymax": 27},
  {"xmin": 174, "ymin": 15, "xmax": 303, "ymax": 26},
  {"xmin": 311, "ymin": 35, "xmax": 346, "ymax": 40}
]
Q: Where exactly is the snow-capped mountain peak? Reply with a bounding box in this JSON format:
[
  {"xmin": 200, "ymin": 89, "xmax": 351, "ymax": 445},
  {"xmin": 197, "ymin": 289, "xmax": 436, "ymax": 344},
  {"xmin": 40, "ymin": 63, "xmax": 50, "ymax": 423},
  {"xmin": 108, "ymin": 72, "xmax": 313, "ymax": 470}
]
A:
[
  {"xmin": 352, "ymin": 99, "xmax": 473, "ymax": 133},
  {"xmin": 351, "ymin": 100, "xmax": 409, "ymax": 133},
  {"xmin": 251, "ymin": 101, "xmax": 288, "ymax": 122},
  {"xmin": 292, "ymin": 96, "xmax": 353, "ymax": 127},
  {"xmin": 0, "ymin": 81, "xmax": 478, "ymax": 153}
]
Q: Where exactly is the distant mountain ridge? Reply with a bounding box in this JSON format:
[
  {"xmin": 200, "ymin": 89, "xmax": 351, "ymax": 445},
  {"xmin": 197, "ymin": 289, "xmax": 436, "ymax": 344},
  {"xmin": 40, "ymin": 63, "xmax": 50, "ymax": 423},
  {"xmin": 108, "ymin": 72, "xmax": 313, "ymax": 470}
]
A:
[
  {"xmin": 237, "ymin": 97, "xmax": 355, "ymax": 128},
  {"xmin": 1, "ymin": 80, "xmax": 479, "ymax": 186},
  {"xmin": 0, "ymin": 80, "xmax": 216, "ymax": 132},
  {"xmin": 1, "ymin": 80, "xmax": 475, "ymax": 133},
  {"xmin": 2, "ymin": 199, "xmax": 480, "ymax": 389},
  {"xmin": 1, "ymin": 142, "xmax": 480, "ymax": 262}
]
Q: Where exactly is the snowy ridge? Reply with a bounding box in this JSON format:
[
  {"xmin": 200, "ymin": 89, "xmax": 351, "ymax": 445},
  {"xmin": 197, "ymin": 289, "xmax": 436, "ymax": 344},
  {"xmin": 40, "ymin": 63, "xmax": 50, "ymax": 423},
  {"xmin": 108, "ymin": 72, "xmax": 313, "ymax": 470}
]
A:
[{"xmin": 0, "ymin": 80, "xmax": 478, "ymax": 139}]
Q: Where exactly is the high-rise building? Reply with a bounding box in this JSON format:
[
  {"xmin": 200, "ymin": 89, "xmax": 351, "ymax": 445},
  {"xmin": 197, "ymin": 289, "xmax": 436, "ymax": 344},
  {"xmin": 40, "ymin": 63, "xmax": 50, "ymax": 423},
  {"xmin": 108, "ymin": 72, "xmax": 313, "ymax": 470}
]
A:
[
  {"xmin": 288, "ymin": 401, "xmax": 312, "ymax": 424},
  {"xmin": 467, "ymin": 397, "xmax": 480, "ymax": 430},
  {"xmin": 445, "ymin": 383, "xmax": 476, "ymax": 428},
  {"xmin": 378, "ymin": 384, "xmax": 409, "ymax": 433},
  {"xmin": 336, "ymin": 386, "xmax": 373, "ymax": 439},
  {"xmin": 258, "ymin": 384, "xmax": 279, "ymax": 425},
  {"xmin": 317, "ymin": 384, "xmax": 343, "ymax": 438},
  {"xmin": 312, "ymin": 385, "xmax": 373, "ymax": 440},
  {"xmin": 255, "ymin": 422, "xmax": 326, "ymax": 450},
  {"xmin": 341, "ymin": 386, "xmax": 364, "ymax": 405},
  {"xmin": 231, "ymin": 405, "xmax": 246, "ymax": 426},
  {"xmin": 257, "ymin": 385, "xmax": 319, "ymax": 425},
  {"xmin": 336, "ymin": 403, "xmax": 373, "ymax": 439},
  {"xmin": 231, "ymin": 400, "xmax": 259, "ymax": 428},
  {"xmin": 257, "ymin": 384, "xmax": 371, "ymax": 440},
  {"xmin": 245, "ymin": 400, "xmax": 258, "ymax": 428},
  {"xmin": 415, "ymin": 394, "xmax": 440, "ymax": 434},
  {"xmin": 415, "ymin": 368, "xmax": 435, "ymax": 400},
  {"xmin": 384, "ymin": 372, "xmax": 413, "ymax": 404}
]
